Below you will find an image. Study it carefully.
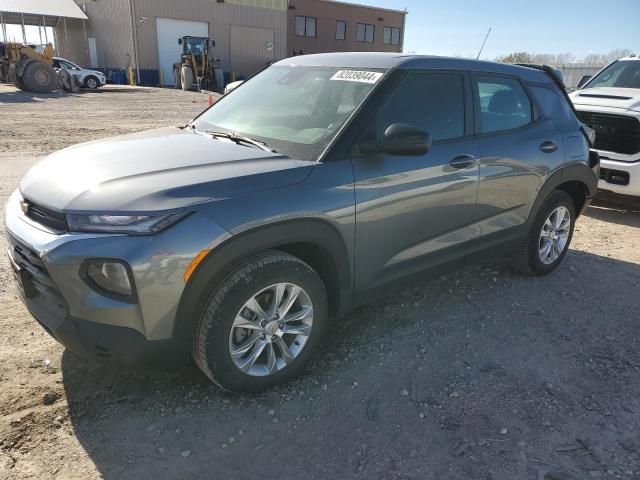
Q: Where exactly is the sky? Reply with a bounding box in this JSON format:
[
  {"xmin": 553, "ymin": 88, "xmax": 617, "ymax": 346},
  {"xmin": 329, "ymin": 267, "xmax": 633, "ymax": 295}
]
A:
[{"xmin": 369, "ymin": 0, "xmax": 640, "ymax": 60}]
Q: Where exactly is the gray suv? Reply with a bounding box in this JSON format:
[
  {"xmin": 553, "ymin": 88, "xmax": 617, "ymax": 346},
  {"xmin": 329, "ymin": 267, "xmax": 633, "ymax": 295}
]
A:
[{"xmin": 6, "ymin": 53, "xmax": 598, "ymax": 392}]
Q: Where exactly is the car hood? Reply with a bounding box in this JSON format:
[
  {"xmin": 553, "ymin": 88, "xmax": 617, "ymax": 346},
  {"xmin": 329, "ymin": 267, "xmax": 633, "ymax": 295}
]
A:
[
  {"xmin": 20, "ymin": 126, "xmax": 313, "ymax": 212},
  {"xmin": 570, "ymin": 87, "xmax": 640, "ymax": 112}
]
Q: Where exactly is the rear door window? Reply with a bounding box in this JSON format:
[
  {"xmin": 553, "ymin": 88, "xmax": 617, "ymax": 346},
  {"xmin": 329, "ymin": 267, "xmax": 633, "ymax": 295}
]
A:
[{"xmin": 474, "ymin": 76, "xmax": 533, "ymax": 134}]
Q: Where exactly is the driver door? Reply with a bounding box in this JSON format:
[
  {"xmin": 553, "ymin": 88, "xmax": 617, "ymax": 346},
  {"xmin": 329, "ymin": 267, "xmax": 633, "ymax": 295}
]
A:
[{"xmin": 351, "ymin": 71, "xmax": 481, "ymax": 291}]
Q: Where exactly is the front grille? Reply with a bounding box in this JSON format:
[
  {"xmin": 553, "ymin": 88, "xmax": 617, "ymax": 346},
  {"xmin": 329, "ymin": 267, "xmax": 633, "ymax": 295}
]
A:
[
  {"xmin": 12, "ymin": 241, "xmax": 68, "ymax": 310},
  {"xmin": 576, "ymin": 111, "xmax": 640, "ymax": 156},
  {"xmin": 22, "ymin": 199, "xmax": 67, "ymax": 233}
]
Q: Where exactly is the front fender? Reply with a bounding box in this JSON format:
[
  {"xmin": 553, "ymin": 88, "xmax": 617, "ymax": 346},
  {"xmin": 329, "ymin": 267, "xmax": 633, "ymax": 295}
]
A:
[{"xmin": 173, "ymin": 217, "xmax": 354, "ymax": 343}]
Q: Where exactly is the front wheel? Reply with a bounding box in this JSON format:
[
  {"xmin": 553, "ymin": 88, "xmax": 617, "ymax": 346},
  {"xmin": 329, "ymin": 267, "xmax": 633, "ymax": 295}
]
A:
[
  {"xmin": 193, "ymin": 251, "xmax": 328, "ymax": 393},
  {"xmin": 84, "ymin": 76, "xmax": 99, "ymax": 89},
  {"xmin": 509, "ymin": 190, "xmax": 576, "ymax": 276}
]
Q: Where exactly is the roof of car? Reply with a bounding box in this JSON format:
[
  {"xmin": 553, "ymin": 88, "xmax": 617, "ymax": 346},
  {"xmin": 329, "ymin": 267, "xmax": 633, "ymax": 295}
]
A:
[{"xmin": 277, "ymin": 52, "xmax": 550, "ymax": 82}]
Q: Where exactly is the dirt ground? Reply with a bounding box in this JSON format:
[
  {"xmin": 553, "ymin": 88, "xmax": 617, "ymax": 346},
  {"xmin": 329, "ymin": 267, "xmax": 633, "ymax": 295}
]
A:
[{"xmin": 1, "ymin": 84, "xmax": 639, "ymax": 480}]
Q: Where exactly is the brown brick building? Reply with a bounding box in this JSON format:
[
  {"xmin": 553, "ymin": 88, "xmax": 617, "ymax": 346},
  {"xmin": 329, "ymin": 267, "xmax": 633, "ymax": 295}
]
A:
[{"xmin": 287, "ymin": 0, "xmax": 406, "ymax": 56}]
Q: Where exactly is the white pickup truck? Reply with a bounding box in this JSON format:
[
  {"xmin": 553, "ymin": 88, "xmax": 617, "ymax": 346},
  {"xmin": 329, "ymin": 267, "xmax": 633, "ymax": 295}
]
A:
[{"xmin": 570, "ymin": 55, "xmax": 640, "ymax": 198}]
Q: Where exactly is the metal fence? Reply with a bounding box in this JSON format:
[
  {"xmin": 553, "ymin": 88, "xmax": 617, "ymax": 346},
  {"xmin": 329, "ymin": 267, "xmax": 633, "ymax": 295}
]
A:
[{"xmin": 555, "ymin": 63, "xmax": 606, "ymax": 89}]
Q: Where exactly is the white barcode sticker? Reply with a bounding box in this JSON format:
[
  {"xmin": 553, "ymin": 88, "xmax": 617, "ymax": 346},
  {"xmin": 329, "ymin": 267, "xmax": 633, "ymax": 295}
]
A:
[{"xmin": 330, "ymin": 70, "xmax": 383, "ymax": 84}]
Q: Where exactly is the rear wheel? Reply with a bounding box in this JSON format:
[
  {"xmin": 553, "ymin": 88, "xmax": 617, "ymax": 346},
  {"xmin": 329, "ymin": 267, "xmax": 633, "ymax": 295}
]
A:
[
  {"xmin": 193, "ymin": 251, "xmax": 328, "ymax": 393},
  {"xmin": 509, "ymin": 190, "xmax": 576, "ymax": 275},
  {"xmin": 21, "ymin": 61, "xmax": 58, "ymax": 93},
  {"xmin": 181, "ymin": 65, "xmax": 193, "ymax": 91}
]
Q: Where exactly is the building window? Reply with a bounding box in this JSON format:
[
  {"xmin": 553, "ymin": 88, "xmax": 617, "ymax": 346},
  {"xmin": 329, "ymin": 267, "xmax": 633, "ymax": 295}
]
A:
[
  {"xmin": 383, "ymin": 26, "xmax": 401, "ymax": 45},
  {"xmin": 356, "ymin": 23, "xmax": 374, "ymax": 43},
  {"xmin": 295, "ymin": 15, "xmax": 316, "ymax": 38},
  {"xmin": 336, "ymin": 20, "xmax": 346, "ymax": 40}
]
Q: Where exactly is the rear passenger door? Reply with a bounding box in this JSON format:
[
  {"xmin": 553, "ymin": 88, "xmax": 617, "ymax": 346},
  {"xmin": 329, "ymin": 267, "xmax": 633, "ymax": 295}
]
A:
[
  {"xmin": 351, "ymin": 71, "xmax": 481, "ymax": 291},
  {"xmin": 472, "ymin": 74, "xmax": 564, "ymax": 238}
]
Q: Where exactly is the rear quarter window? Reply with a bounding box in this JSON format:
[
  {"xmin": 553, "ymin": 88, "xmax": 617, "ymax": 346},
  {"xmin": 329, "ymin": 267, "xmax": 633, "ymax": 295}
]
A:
[{"xmin": 530, "ymin": 85, "xmax": 574, "ymax": 127}]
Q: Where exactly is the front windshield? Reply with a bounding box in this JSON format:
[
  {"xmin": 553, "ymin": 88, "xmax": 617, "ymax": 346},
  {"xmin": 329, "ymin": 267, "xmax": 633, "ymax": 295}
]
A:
[
  {"xmin": 184, "ymin": 38, "xmax": 206, "ymax": 55},
  {"xmin": 192, "ymin": 65, "xmax": 385, "ymax": 161},
  {"xmin": 586, "ymin": 61, "xmax": 640, "ymax": 89}
]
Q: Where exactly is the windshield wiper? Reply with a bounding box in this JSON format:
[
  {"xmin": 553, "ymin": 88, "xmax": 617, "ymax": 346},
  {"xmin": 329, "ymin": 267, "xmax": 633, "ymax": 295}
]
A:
[{"xmin": 205, "ymin": 130, "xmax": 276, "ymax": 152}]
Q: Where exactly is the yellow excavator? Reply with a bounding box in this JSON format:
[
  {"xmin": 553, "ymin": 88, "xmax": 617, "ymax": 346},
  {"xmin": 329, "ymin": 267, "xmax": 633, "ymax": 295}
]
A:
[{"xmin": 0, "ymin": 42, "xmax": 78, "ymax": 93}]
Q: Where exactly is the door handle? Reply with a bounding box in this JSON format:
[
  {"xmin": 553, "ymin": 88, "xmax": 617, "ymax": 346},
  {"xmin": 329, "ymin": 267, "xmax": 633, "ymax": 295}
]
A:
[
  {"xmin": 539, "ymin": 141, "xmax": 558, "ymax": 153},
  {"xmin": 449, "ymin": 154, "xmax": 477, "ymax": 169}
]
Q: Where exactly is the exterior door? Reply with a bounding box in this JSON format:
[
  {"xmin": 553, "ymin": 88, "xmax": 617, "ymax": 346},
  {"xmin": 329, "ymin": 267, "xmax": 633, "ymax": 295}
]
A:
[
  {"xmin": 471, "ymin": 74, "xmax": 565, "ymax": 237},
  {"xmin": 352, "ymin": 71, "xmax": 480, "ymax": 291},
  {"xmin": 156, "ymin": 18, "xmax": 209, "ymax": 86}
]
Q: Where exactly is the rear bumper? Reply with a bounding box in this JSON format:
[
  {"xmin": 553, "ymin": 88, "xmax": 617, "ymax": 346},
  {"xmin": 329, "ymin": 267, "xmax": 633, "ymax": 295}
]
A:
[{"xmin": 598, "ymin": 157, "xmax": 640, "ymax": 197}]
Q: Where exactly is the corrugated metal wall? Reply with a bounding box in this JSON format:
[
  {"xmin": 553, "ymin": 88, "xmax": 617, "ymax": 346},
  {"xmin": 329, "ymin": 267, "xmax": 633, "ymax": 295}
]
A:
[
  {"xmin": 78, "ymin": 0, "xmax": 133, "ymax": 69},
  {"xmin": 556, "ymin": 64, "xmax": 605, "ymax": 89},
  {"xmin": 229, "ymin": 24, "xmax": 275, "ymax": 76},
  {"xmin": 133, "ymin": 0, "xmax": 287, "ymax": 75}
]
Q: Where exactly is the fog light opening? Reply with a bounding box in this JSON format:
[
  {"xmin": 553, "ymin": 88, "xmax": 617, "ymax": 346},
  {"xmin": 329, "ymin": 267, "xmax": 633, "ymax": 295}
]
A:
[{"xmin": 83, "ymin": 260, "xmax": 136, "ymax": 301}]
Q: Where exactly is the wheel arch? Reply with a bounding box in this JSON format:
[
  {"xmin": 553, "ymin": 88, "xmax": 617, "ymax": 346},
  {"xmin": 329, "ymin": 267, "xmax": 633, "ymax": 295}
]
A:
[
  {"xmin": 173, "ymin": 218, "xmax": 353, "ymax": 343},
  {"xmin": 527, "ymin": 164, "xmax": 597, "ymax": 226}
]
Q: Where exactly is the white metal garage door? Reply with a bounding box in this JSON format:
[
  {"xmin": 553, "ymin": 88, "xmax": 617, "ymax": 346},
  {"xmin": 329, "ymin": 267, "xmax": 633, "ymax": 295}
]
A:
[{"xmin": 156, "ymin": 18, "xmax": 208, "ymax": 86}]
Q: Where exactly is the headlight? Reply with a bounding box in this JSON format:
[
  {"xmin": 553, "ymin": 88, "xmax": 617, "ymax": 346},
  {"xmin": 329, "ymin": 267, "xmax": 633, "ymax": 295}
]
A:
[
  {"xmin": 84, "ymin": 260, "xmax": 134, "ymax": 299},
  {"xmin": 66, "ymin": 213, "xmax": 187, "ymax": 234}
]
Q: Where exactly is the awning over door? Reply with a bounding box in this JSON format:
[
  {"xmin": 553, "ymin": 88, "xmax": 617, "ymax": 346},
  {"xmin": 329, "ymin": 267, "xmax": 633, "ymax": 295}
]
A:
[{"xmin": 0, "ymin": 0, "xmax": 87, "ymax": 26}]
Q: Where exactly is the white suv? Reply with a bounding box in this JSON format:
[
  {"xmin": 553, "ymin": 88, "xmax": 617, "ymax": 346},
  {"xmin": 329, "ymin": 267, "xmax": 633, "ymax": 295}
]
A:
[
  {"xmin": 570, "ymin": 55, "xmax": 640, "ymax": 198},
  {"xmin": 52, "ymin": 57, "xmax": 106, "ymax": 89}
]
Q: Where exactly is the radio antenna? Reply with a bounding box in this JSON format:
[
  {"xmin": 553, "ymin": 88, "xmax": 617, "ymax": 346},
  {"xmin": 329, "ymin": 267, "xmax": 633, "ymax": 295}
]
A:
[{"xmin": 476, "ymin": 28, "xmax": 492, "ymax": 60}]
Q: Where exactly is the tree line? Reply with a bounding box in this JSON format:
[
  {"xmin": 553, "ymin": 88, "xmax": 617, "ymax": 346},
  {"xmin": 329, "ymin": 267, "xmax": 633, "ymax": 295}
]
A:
[{"xmin": 497, "ymin": 49, "xmax": 634, "ymax": 66}]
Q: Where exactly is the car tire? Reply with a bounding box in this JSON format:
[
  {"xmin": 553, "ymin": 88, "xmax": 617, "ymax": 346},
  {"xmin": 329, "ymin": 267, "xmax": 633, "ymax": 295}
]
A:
[
  {"xmin": 509, "ymin": 190, "xmax": 576, "ymax": 276},
  {"xmin": 84, "ymin": 76, "xmax": 99, "ymax": 89},
  {"xmin": 21, "ymin": 61, "xmax": 58, "ymax": 93},
  {"xmin": 193, "ymin": 251, "xmax": 328, "ymax": 393}
]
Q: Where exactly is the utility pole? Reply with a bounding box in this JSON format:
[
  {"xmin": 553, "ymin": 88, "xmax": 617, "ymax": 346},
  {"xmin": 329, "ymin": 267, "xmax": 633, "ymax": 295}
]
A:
[{"xmin": 476, "ymin": 27, "xmax": 492, "ymax": 60}]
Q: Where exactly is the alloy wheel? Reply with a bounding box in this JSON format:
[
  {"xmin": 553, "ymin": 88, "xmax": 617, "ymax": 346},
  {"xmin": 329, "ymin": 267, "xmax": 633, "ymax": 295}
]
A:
[
  {"xmin": 538, "ymin": 206, "xmax": 571, "ymax": 264},
  {"xmin": 228, "ymin": 283, "xmax": 314, "ymax": 376}
]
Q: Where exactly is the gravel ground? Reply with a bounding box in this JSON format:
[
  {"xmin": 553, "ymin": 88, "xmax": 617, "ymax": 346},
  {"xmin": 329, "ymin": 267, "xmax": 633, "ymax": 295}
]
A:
[{"xmin": 1, "ymin": 84, "xmax": 639, "ymax": 480}]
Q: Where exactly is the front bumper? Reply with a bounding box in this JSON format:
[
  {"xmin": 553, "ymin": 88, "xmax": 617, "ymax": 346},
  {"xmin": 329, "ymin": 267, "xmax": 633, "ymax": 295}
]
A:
[
  {"xmin": 24, "ymin": 293, "xmax": 182, "ymax": 367},
  {"xmin": 597, "ymin": 156, "xmax": 640, "ymax": 197},
  {"xmin": 5, "ymin": 190, "xmax": 231, "ymax": 366}
]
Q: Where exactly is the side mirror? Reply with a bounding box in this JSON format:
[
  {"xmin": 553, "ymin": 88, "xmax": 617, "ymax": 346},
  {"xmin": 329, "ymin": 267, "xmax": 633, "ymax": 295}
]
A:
[
  {"xmin": 178, "ymin": 38, "xmax": 183, "ymax": 45},
  {"xmin": 577, "ymin": 75, "xmax": 592, "ymax": 89},
  {"xmin": 360, "ymin": 123, "xmax": 431, "ymax": 156}
]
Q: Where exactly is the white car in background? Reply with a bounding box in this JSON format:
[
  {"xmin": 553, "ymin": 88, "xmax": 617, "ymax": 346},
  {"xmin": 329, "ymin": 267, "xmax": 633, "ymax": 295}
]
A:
[
  {"xmin": 52, "ymin": 57, "xmax": 106, "ymax": 89},
  {"xmin": 223, "ymin": 80, "xmax": 243, "ymax": 95},
  {"xmin": 570, "ymin": 55, "xmax": 640, "ymax": 198}
]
